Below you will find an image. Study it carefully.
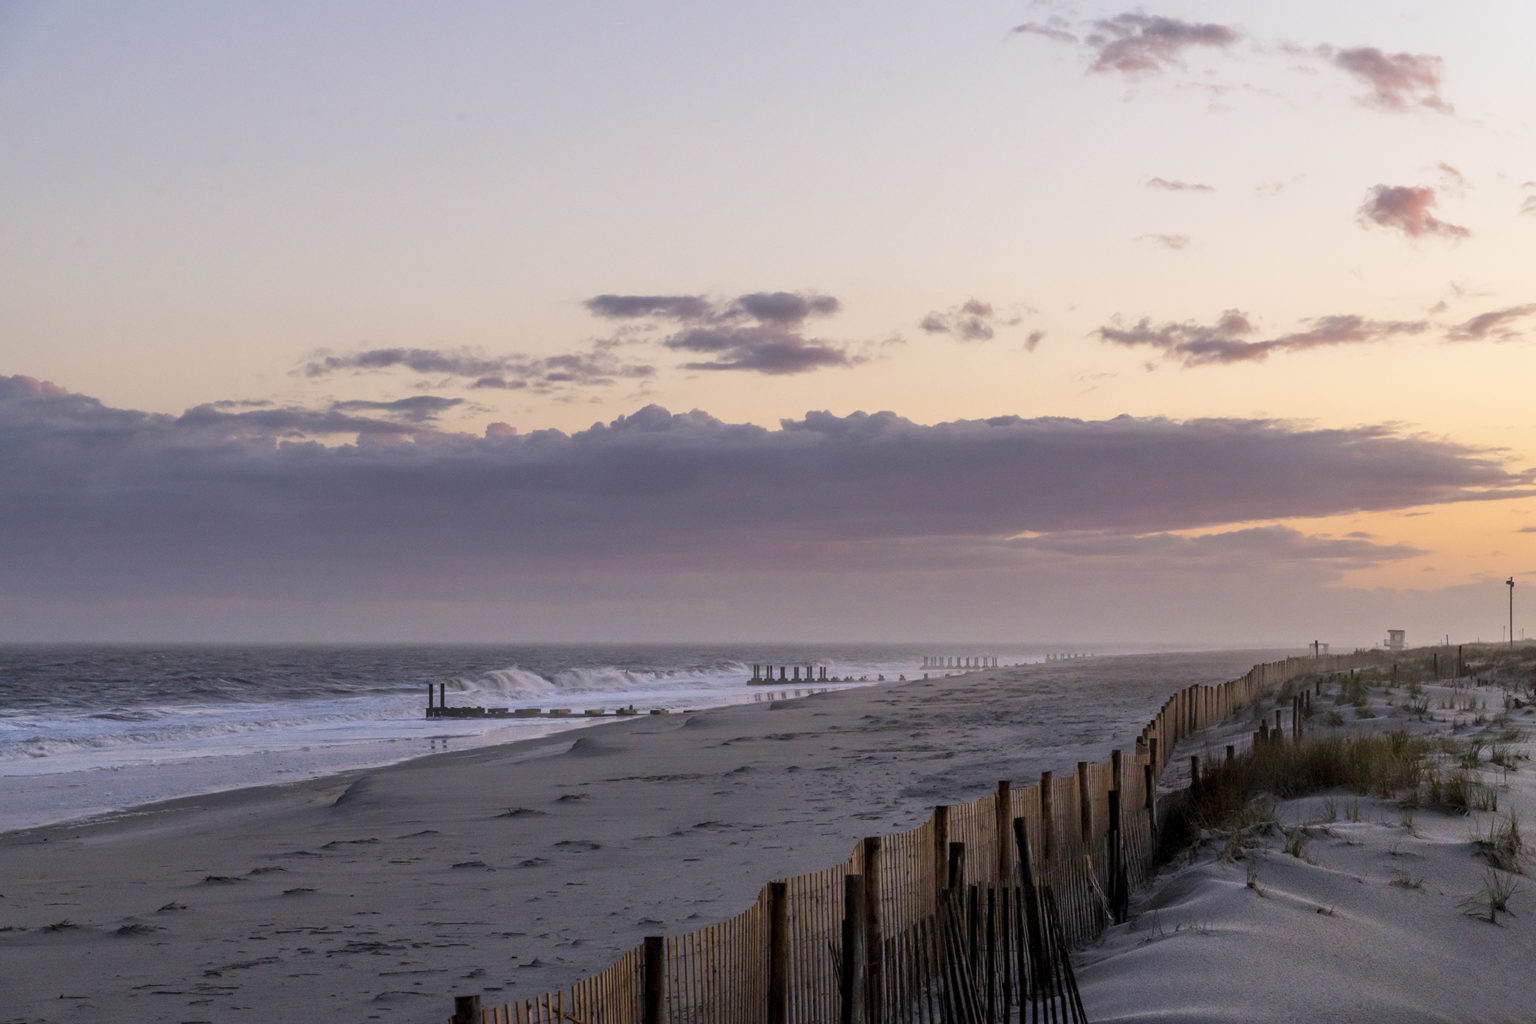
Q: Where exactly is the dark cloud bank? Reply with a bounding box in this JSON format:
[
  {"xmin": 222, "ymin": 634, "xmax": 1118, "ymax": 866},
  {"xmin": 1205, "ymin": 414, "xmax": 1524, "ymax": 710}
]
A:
[{"xmin": 2, "ymin": 375, "xmax": 1528, "ymax": 610}]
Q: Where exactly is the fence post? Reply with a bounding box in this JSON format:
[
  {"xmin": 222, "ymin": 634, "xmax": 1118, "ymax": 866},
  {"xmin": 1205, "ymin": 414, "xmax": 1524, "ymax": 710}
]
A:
[
  {"xmin": 1107, "ymin": 786, "xmax": 1125, "ymax": 923},
  {"xmin": 994, "ymin": 780, "xmax": 1011, "ymax": 886},
  {"xmin": 946, "ymin": 838, "xmax": 965, "ymax": 888},
  {"xmin": 861, "ymin": 836, "xmax": 883, "ymax": 1024},
  {"xmin": 644, "ymin": 935, "xmax": 665, "ymax": 1024},
  {"xmin": 1142, "ymin": 761, "xmax": 1155, "ymax": 847},
  {"xmin": 932, "ymin": 804, "xmax": 949, "ymax": 910},
  {"xmin": 841, "ymin": 874, "xmax": 866, "ymax": 1024},
  {"xmin": 1039, "ymin": 771, "xmax": 1055, "ymax": 867},
  {"xmin": 453, "ymin": 994, "xmax": 481, "ymax": 1024},
  {"xmin": 1012, "ymin": 817, "xmax": 1046, "ymax": 996},
  {"xmin": 768, "ymin": 881, "xmax": 788, "ymax": 1024}
]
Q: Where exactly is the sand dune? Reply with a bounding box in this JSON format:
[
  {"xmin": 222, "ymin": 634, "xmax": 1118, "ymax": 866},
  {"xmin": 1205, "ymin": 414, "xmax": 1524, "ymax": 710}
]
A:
[{"xmin": 1079, "ymin": 670, "xmax": 1536, "ymax": 1023}]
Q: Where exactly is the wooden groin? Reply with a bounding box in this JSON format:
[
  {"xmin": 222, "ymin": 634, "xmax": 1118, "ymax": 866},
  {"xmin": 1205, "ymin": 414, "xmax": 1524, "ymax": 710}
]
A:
[
  {"xmin": 425, "ymin": 683, "xmax": 662, "ymax": 720},
  {"xmin": 920, "ymin": 655, "xmax": 999, "ymax": 670},
  {"xmin": 750, "ymin": 665, "xmax": 888, "ymax": 684},
  {"xmin": 444, "ymin": 649, "xmax": 1387, "ymax": 1023}
]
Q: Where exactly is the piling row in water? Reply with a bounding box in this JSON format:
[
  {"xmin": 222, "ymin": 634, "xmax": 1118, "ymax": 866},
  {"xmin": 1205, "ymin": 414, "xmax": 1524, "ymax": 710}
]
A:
[{"xmin": 920, "ymin": 655, "xmax": 998, "ymax": 670}]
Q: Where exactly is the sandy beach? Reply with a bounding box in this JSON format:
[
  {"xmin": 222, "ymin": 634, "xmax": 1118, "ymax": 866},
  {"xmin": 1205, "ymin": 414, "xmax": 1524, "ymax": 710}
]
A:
[{"xmin": 0, "ymin": 650, "xmax": 1269, "ymax": 1023}]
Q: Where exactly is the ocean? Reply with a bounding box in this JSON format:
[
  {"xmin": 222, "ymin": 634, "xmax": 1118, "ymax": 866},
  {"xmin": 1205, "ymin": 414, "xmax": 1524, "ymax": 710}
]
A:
[{"xmin": 0, "ymin": 641, "xmax": 1135, "ymax": 833}]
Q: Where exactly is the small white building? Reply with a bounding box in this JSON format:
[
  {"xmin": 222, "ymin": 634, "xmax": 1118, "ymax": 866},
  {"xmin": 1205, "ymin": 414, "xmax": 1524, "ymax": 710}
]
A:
[{"xmin": 1385, "ymin": 629, "xmax": 1406, "ymax": 651}]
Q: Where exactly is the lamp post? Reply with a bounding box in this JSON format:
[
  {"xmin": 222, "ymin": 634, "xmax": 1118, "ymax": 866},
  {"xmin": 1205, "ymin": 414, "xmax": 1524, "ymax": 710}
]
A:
[{"xmin": 1508, "ymin": 577, "xmax": 1515, "ymax": 649}]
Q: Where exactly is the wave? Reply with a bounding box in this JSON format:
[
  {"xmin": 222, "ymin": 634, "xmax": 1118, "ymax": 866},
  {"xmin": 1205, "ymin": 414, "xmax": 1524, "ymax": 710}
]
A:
[
  {"xmin": 454, "ymin": 660, "xmax": 752, "ymax": 701},
  {"xmin": 0, "ymin": 702, "xmax": 410, "ymax": 763}
]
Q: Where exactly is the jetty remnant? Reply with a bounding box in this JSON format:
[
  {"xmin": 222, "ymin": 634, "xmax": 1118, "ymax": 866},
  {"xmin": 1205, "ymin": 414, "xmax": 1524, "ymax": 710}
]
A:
[
  {"xmin": 749, "ymin": 664, "xmax": 835, "ymax": 684},
  {"xmin": 920, "ymin": 655, "xmax": 998, "ymax": 669},
  {"xmin": 426, "ymin": 684, "xmax": 648, "ymax": 720}
]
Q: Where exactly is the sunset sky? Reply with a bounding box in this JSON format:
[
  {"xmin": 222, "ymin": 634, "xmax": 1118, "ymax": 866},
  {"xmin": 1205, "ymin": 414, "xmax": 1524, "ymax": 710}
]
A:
[{"xmin": 3, "ymin": 1, "xmax": 1534, "ymax": 645}]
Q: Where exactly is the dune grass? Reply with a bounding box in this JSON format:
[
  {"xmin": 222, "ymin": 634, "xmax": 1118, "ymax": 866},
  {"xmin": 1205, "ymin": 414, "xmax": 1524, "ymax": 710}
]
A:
[{"xmin": 1156, "ymin": 729, "xmax": 1507, "ymax": 860}]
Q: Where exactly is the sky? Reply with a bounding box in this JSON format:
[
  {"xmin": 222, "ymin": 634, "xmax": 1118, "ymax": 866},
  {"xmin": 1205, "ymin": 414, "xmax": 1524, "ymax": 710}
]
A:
[{"xmin": 3, "ymin": 1, "xmax": 1535, "ymax": 646}]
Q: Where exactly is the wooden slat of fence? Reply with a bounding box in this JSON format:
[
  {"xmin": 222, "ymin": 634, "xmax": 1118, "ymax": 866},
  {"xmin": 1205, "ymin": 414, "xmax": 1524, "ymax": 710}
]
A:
[{"xmin": 786, "ymin": 863, "xmax": 843, "ymax": 1023}]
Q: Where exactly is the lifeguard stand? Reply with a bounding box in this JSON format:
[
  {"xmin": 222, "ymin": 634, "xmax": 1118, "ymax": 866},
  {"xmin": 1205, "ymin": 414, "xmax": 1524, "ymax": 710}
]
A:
[{"xmin": 1385, "ymin": 629, "xmax": 1406, "ymax": 651}]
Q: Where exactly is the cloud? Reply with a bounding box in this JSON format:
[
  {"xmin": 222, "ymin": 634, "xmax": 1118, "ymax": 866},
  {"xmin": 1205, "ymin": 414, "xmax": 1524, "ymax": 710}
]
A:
[
  {"xmin": 1018, "ymin": 19, "xmax": 1450, "ymax": 120},
  {"xmin": 1137, "ymin": 233, "xmax": 1190, "ymax": 250},
  {"xmin": 331, "ymin": 396, "xmax": 465, "ymax": 423},
  {"xmin": 1358, "ymin": 185, "xmax": 1469, "ymax": 239},
  {"xmin": 729, "ymin": 291, "xmax": 840, "ymax": 325},
  {"xmin": 1255, "ymin": 177, "xmax": 1300, "ymax": 198},
  {"xmin": 920, "ymin": 299, "xmax": 1003, "ymax": 342},
  {"xmin": 1011, "ymin": 20, "xmax": 1078, "ymax": 45},
  {"xmin": 1436, "ymin": 162, "xmax": 1465, "ymax": 189},
  {"xmin": 1025, "ymin": 330, "xmax": 1046, "ymax": 352},
  {"xmin": 665, "ymin": 325, "xmax": 854, "ymax": 374},
  {"xmin": 1445, "ymin": 304, "xmax": 1536, "ymax": 342},
  {"xmin": 588, "ymin": 290, "xmax": 855, "ymax": 374},
  {"xmin": 209, "ymin": 398, "xmax": 276, "ymax": 410},
  {"xmin": 2, "ymin": 378, "xmax": 1530, "ymax": 609},
  {"xmin": 1096, "ymin": 310, "xmax": 1430, "ymax": 366},
  {"xmin": 302, "ymin": 345, "xmax": 655, "ymax": 393},
  {"xmin": 585, "ymin": 294, "xmax": 713, "ymax": 321},
  {"xmin": 174, "ymin": 403, "xmax": 432, "ymax": 440},
  {"xmin": 587, "ymin": 290, "xmax": 839, "ymax": 327},
  {"xmin": 1325, "ymin": 46, "xmax": 1451, "ymax": 113},
  {"xmin": 1085, "ymin": 13, "xmax": 1240, "ymax": 77},
  {"xmin": 1146, "ymin": 177, "xmax": 1214, "ymax": 192},
  {"xmin": 303, "ymin": 347, "xmax": 506, "ymax": 379},
  {"xmin": 1521, "ymin": 184, "xmax": 1536, "ymax": 216}
]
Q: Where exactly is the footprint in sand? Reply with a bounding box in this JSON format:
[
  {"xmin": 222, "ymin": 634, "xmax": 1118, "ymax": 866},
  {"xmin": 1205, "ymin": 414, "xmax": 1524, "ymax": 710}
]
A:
[{"xmin": 497, "ymin": 807, "xmax": 547, "ymax": 818}]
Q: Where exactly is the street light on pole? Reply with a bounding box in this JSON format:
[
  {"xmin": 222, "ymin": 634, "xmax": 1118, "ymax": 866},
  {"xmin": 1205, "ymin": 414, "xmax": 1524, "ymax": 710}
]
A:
[{"xmin": 1508, "ymin": 577, "xmax": 1516, "ymax": 649}]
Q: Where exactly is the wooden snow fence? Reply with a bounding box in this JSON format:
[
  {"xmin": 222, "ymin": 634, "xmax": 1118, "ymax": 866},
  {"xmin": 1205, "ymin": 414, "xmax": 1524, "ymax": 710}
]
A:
[{"xmin": 448, "ymin": 651, "xmax": 1387, "ymax": 1024}]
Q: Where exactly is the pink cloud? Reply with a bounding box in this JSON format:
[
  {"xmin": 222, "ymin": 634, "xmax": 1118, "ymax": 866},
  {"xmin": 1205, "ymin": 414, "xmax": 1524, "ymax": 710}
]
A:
[
  {"xmin": 1358, "ymin": 185, "xmax": 1468, "ymax": 239},
  {"xmin": 0, "ymin": 375, "xmax": 68, "ymax": 398},
  {"xmin": 1086, "ymin": 13, "xmax": 1240, "ymax": 77},
  {"xmin": 1445, "ymin": 304, "xmax": 1536, "ymax": 342},
  {"xmin": 1327, "ymin": 47, "xmax": 1451, "ymax": 113}
]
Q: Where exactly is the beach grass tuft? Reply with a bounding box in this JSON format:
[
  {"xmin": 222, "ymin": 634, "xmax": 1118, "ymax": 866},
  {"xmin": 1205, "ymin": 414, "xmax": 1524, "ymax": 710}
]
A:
[
  {"xmin": 1476, "ymin": 811, "xmax": 1526, "ymax": 874},
  {"xmin": 1462, "ymin": 869, "xmax": 1520, "ymax": 923}
]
